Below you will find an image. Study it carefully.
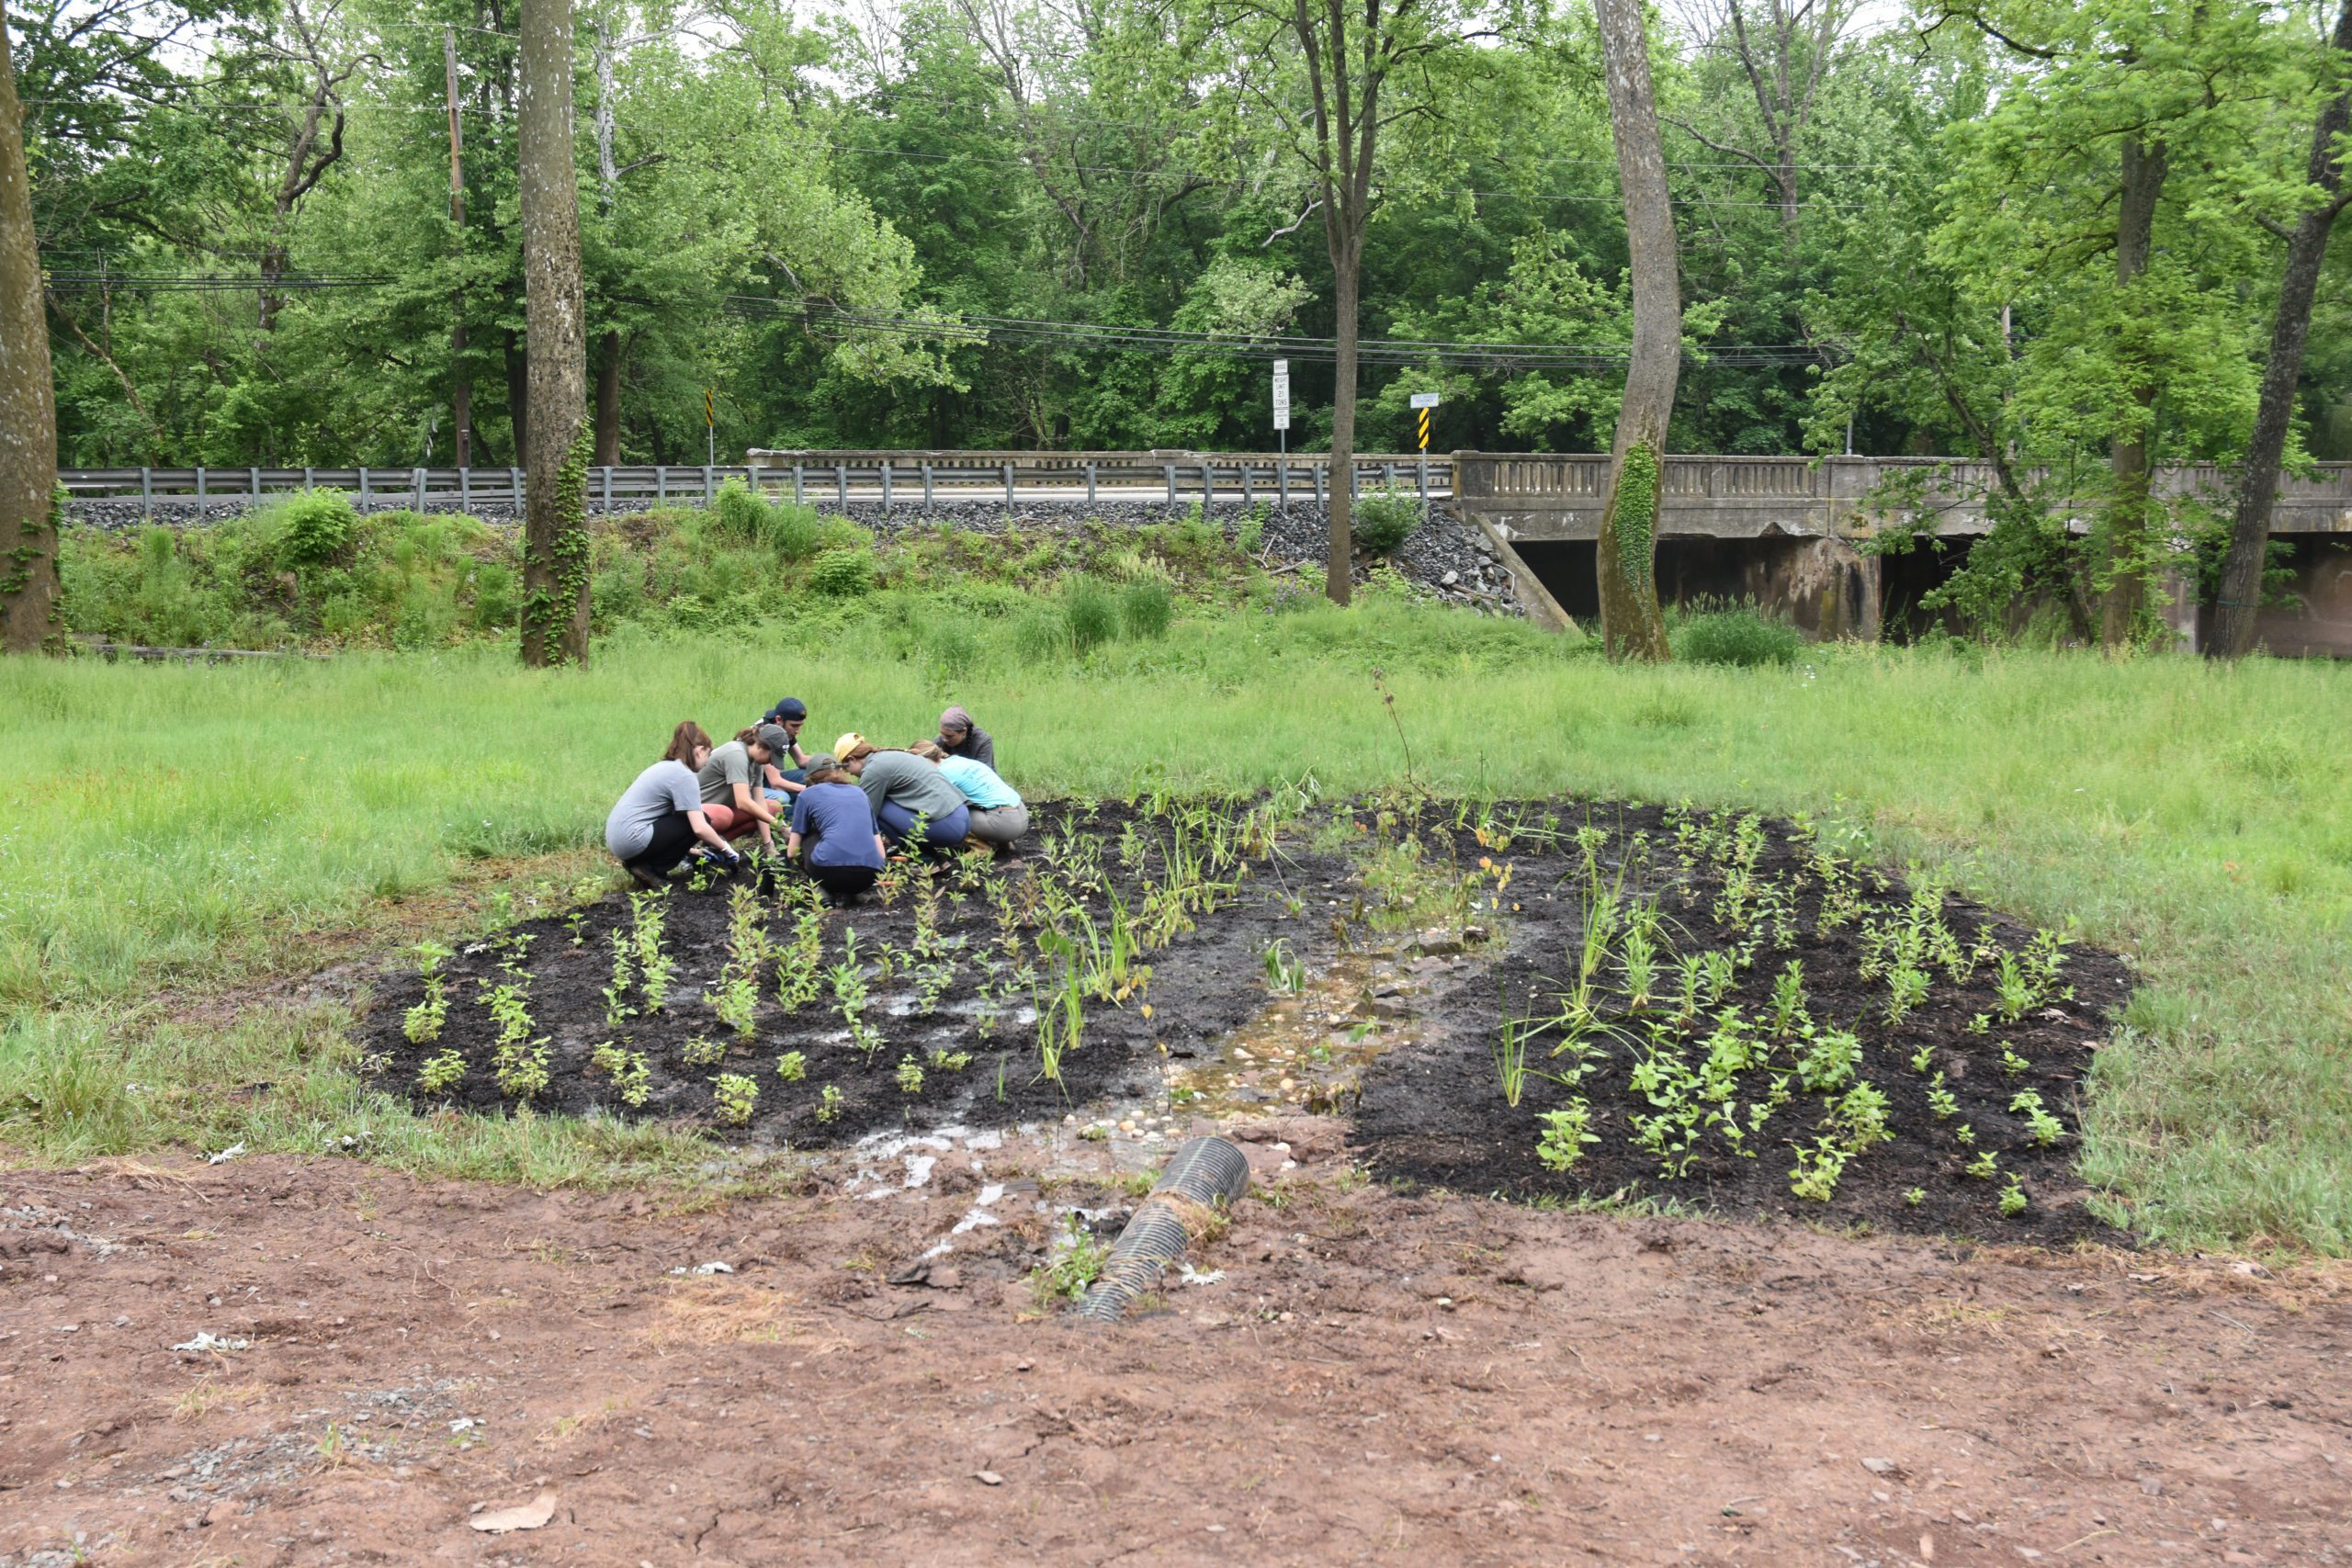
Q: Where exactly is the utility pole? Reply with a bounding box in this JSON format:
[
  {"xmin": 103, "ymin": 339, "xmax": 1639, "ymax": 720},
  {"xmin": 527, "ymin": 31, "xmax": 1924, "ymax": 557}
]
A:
[{"xmin": 444, "ymin": 25, "xmax": 470, "ymax": 468}]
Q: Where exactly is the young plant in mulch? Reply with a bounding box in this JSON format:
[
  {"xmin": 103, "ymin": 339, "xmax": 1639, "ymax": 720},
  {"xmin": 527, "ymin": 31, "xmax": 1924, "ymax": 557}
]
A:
[
  {"xmin": 713, "ymin": 1073, "xmax": 758, "ymax": 1126},
  {"xmin": 2008, "ymin": 1090, "xmax": 2065, "ymax": 1146},
  {"xmin": 402, "ymin": 942, "xmax": 453, "ymax": 1044},
  {"xmin": 590, "ymin": 1041, "xmax": 651, "ymax": 1108},
  {"xmin": 604, "ymin": 924, "xmax": 637, "ymax": 1027},
  {"xmin": 708, "ymin": 885, "xmax": 773, "ymax": 1037},
  {"xmin": 1535, "ymin": 1100, "xmax": 1597, "ymax": 1171},
  {"xmin": 630, "ymin": 889, "xmax": 674, "ymax": 1013}
]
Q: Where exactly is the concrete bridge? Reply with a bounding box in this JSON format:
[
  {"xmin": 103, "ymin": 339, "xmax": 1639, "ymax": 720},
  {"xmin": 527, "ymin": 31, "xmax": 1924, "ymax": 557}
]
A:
[{"xmin": 1448, "ymin": 454, "xmax": 2352, "ymax": 657}]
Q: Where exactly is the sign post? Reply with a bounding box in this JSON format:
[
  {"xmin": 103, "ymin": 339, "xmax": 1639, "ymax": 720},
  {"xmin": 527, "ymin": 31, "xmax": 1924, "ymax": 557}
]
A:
[
  {"xmin": 1271, "ymin": 358, "xmax": 1291, "ymax": 457},
  {"xmin": 705, "ymin": 388, "xmax": 717, "ymax": 468},
  {"xmin": 1409, "ymin": 391, "xmax": 1439, "ymax": 501}
]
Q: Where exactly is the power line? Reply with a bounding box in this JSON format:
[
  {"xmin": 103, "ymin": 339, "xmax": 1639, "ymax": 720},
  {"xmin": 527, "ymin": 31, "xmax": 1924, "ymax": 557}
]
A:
[
  {"xmin": 817, "ymin": 141, "xmax": 1866, "ymax": 211},
  {"xmin": 33, "ymin": 270, "xmax": 1837, "ymax": 368},
  {"xmin": 745, "ymin": 298, "xmax": 1834, "ymax": 369}
]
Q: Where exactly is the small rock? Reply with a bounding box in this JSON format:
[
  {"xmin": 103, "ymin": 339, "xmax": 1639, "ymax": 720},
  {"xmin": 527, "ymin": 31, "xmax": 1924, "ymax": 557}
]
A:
[
  {"xmin": 1441, "ymin": 570, "xmax": 1459, "ymax": 586},
  {"xmin": 2139, "ymin": 1476, "xmax": 2163, "ymax": 1495},
  {"xmin": 1861, "ymin": 1457, "xmax": 1899, "ymax": 1476},
  {"xmin": 975, "ymin": 1471, "xmax": 1003, "ymax": 1486}
]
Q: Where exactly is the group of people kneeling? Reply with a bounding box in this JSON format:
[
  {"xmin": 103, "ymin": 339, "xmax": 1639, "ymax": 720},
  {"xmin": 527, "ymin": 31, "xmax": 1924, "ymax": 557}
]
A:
[{"xmin": 603, "ymin": 699, "xmax": 1027, "ymax": 903}]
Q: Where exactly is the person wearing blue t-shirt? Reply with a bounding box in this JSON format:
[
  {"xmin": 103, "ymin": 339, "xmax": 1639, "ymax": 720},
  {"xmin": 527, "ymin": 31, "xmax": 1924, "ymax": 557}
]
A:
[{"xmin": 786, "ymin": 756, "xmax": 889, "ymax": 904}]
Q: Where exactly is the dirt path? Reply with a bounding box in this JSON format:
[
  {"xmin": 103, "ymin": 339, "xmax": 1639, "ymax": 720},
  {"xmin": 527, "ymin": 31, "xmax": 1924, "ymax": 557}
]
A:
[{"xmin": 3, "ymin": 1134, "xmax": 2346, "ymax": 1567}]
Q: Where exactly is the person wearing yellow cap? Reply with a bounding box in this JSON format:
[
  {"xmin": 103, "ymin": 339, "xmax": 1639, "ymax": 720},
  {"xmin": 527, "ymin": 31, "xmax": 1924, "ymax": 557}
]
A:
[{"xmin": 833, "ymin": 733, "xmax": 970, "ymax": 849}]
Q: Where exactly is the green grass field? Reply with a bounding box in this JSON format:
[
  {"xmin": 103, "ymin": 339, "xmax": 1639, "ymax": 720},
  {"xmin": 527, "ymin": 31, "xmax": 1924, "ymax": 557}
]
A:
[{"xmin": 4, "ymin": 604, "xmax": 2347, "ymax": 1250}]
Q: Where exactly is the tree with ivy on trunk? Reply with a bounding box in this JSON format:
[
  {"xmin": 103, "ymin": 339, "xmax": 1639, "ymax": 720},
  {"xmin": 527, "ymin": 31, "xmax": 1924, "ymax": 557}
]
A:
[
  {"xmin": 0, "ymin": 0, "xmax": 62, "ymax": 654},
  {"xmin": 517, "ymin": 0, "xmax": 591, "ymax": 666},
  {"xmin": 1592, "ymin": 0, "xmax": 1676, "ymax": 660}
]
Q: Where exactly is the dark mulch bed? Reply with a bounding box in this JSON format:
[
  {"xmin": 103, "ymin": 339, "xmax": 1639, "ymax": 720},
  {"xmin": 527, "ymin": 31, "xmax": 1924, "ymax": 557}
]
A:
[
  {"xmin": 364, "ymin": 800, "xmax": 1354, "ymax": 1145},
  {"xmin": 1349, "ymin": 800, "xmax": 2134, "ymax": 1243}
]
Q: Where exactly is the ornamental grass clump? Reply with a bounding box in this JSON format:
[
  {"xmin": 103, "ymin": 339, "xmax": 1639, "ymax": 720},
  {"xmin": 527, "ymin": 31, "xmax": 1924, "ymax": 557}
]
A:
[{"xmin": 1671, "ymin": 604, "xmax": 1801, "ymax": 668}]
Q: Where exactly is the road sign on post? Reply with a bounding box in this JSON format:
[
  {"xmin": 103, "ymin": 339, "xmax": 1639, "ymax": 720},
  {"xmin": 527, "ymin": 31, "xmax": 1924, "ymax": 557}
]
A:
[
  {"xmin": 705, "ymin": 388, "xmax": 717, "ymax": 467},
  {"xmin": 1409, "ymin": 389, "xmax": 1439, "ymax": 452},
  {"xmin": 1271, "ymin": 359, "xmax": 1291, "ymax": 457}
]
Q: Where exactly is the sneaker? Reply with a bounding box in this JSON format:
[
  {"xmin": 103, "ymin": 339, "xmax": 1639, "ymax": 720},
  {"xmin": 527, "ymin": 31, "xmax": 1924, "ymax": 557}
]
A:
[{"xmin": 626, "ymin": 862, "xmax": 667, "ymax": 891}]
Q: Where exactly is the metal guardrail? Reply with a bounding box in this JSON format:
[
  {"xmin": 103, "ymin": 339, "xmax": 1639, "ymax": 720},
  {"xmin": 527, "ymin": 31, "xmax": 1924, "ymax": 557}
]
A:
[
  {"xmin": 56, "ymin": 453, "xmax": 1457, "ymax": 511},
  {"xmin": 57, "ymin": 452, "xmax": 2352, "ymax": 533}
]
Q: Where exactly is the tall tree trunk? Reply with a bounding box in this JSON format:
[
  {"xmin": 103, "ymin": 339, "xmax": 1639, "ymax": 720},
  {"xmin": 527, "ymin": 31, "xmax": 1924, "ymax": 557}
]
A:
[
  {"xmin": 594, "ymin": 330, "xmax": 622, "ymax": 465},
  {"xmin": 1326, "ymin": 249, "xmax": 1359, "ymax": 606},
  {"xmin": 517, "ymin": 0, "xmax": 589, "ymax": 666},
  {"xmin": 0, "ymin": 0, "xmax": 62, "ymax": 654},
  {"xmin": 1593, "ymin": 0, "xmax": 1678, "ymax": 661},
  {"xmin": 2211, "ymin": 0, "xmax": 2352, "ymax": 658},
  {"xmin": 2100, "ymin": 135, "xmax": 2167, "ymax": 647}
]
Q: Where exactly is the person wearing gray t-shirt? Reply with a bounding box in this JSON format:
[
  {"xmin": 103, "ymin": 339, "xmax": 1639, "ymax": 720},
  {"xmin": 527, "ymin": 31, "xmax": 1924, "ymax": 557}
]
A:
[
  {"xmin": 832, "ymin": 734, "xmax": 972, "ymax": 849},
  {"xmin": 605, "ymin": 722, "xmax": 745, "ymax": 888}
]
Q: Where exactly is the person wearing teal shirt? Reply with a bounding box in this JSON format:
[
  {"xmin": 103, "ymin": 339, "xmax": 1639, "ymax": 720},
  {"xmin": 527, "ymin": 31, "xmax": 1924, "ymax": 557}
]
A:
[{"xmin": 911, "ymin": 741, "xmax": 1027, "ymax": 849}]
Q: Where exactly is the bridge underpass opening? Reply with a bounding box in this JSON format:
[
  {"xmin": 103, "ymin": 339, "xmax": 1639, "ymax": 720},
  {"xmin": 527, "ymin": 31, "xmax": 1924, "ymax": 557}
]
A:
[{"xmin": 1509, "ymin": 537, "xmax": 1881, "ymax": 637}]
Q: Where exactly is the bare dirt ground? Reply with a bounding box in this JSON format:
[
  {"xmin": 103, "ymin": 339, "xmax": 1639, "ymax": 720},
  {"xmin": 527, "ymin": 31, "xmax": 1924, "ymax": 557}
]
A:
[{"xmin": 4, "ymin": 1123, "xmax": 2347, "ymax": 1567}]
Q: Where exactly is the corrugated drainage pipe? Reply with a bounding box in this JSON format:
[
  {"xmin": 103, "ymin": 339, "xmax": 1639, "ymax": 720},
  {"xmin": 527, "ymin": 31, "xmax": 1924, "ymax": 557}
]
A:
[{"xmin": 1076, "ymin": 1135, "xmax": 1251, "ymax": 1323}]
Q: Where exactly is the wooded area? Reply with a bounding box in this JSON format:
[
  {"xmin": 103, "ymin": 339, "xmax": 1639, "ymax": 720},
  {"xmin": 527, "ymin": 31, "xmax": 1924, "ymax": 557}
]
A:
[{"xmin": 6, "ymin": 0, "xmax": 2352, "ymax": 646}]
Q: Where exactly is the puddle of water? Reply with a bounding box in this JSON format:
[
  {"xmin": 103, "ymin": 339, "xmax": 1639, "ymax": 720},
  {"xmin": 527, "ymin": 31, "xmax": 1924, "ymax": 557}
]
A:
[{"xmin": 1164, "ymin": 939, "xmax": 1432, "ymax": 1122}]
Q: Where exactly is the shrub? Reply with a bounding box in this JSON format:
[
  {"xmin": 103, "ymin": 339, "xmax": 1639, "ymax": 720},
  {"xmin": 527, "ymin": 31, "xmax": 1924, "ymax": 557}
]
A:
[
  {"xmin": 807, "ymin": 547, "xmax": 876, "ymax": 597},
  {"xmin": 1119, "ymin": 578, "xmax": 1173, "ymax": 640},
  {"xmin": 1063, "ymin": 573, "xmax": 1119, "ymax": 652},
  {"xmin": 1012, "ymin": 604, "xmax": 1071, "ymax": 660},
  {"xmin": 273, "ymin": 489, "xmax": 357, "ymax": 569},
  {"xmin": 1351, "ymin": 485, "xmax": 1420, "ymax": 554},
  {"xmin": 1237, "ymin": 503, "xmax": 1268, "ymax": 555},
  {"xmin": 1673, "ymin": 604, "xmax": 1802, "ymax": 667},
  {"xmin": 710, "ymin": 478, "xmax": 822, "ymax": 560},
  {"xmin": 768, "ymin": 502, "xmax": 822, "ymax": 560},
  {"xmin": 710, "ymin": 477, "xmax": 766, "ymax": 542}
]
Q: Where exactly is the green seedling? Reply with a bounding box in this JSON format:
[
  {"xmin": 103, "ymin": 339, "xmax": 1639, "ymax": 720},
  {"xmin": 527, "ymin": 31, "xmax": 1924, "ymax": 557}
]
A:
[
  {"xmin": 815, "ymin": 1083, "xmax": 844, "ymax": 1122},
  {"xmin": 589, "ymin": 1041, "xmax": 650, "ymax": 1108},
  {"xmin": 1963, "ymin": 1149, "xmax": 1999, "ymax": 1180},
  {"xmin": 416, "ymin": 1050, "xmax": 466, "ymax": 1094},
  {"xmin": 1904, "ymin": 1186, "xmax": 1926, "ymax": 1208},
  {"xmin": 1769, "ymin": 960, "xmax": 1808, "ymax": 1038},
  {"xmin": 1796, "ymin": 1024, "xmax": 1860, "ymax": 1093},
  {"xmin": 1998, "ymin": 1175, "xmax": 2028, "ymax": 1215},
  {"xmin": 896, "ymin": 1055, "xmax": 924, "ymax": 1095},
  {"xmin": 713, "ymin": 1073, "xmax": 758, "ymax": 1126},
  {"xmin": 2000, "ymin": 1045, "xmax": 2031, "ymax": 1077},
  {"xmin": 682, "ymin": 1034, "xmax": 726, "ymax": 1068},
  {"xmin": 2008, "ymin": 1089, "xmax": 2065, "ymax": 1146},
  {"xmin": 775, "ymin": 1050, "xmax": 807, "ymax": 1083},
  {"xmin": 1535, "ymin": 1100, "xmax": 1597, "ymax": 1172}
]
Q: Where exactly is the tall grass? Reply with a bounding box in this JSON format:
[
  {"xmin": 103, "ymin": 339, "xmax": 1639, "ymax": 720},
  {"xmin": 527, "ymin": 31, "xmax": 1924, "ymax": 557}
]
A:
[{"xmin": 2, "ymin": 618, "xmax": 2348, "ymax": 1248}]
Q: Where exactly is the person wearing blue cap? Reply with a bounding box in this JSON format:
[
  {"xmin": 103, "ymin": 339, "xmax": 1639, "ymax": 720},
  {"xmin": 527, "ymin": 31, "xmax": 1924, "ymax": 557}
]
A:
[{"xmin": 758, "ymin": 698, "xmax": 811, "ymax": 801}]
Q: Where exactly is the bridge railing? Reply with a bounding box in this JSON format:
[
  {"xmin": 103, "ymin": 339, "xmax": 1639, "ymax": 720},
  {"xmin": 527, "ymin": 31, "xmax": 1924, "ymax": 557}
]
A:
[
  {"xmin": 57, "ymin": 453, "xmax": 1458, "ymax": 511},
  {"xmin": 1453, "ymin": 453, "xmax": 2352, "ymax": 534}
]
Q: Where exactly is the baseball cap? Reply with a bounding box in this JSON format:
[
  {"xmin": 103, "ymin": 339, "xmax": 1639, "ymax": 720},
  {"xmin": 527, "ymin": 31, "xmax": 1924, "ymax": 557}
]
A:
[
  {"xmin": 753, "ymin": 723, "xmax": 794, "ymax": 756},
  {"xmin": 763, "ymin": 697, "xmax": 808, "ymax": 723}
]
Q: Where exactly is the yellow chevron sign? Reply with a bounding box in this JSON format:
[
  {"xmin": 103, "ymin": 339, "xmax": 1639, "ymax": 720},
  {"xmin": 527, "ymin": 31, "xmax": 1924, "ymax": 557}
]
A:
[{"xmin": 1416, "ymin": 408, "xmax": 1430, "ymax": 450}]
